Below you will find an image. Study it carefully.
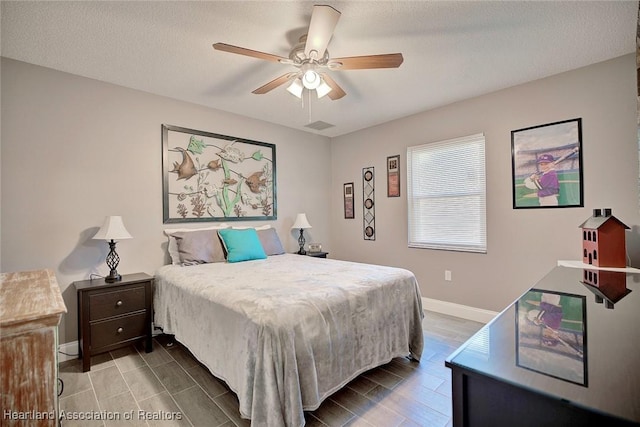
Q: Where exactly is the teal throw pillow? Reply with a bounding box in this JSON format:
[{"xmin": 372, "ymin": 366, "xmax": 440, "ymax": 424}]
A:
[{"xmin": 218, "ymin": 228, "xmax": 267, "ymax": 263}]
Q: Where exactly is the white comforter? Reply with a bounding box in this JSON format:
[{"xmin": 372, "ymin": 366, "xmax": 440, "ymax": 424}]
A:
[{"xmin": 153, "ymin": 254, "xmax": 424, "ymax": 427}]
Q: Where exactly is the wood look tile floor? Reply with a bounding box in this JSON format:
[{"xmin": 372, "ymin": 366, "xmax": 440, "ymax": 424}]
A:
[{"xmin": 58, "ymin": 311, "xmax": 483, "ymax": 427}]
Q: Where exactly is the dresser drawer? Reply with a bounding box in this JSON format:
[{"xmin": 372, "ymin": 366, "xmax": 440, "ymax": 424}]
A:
[
  {"xmin": 90, "ymin": 311, "xmax": 147, "ymax": 350},
  {"xmin": 88, "ymin": 285, "xmax": 146, "ymax": 320}
]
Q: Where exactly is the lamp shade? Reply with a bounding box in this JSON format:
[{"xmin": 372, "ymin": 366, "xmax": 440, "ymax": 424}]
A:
[
  {"xmin": 316, "ymin": 79, "xmax": 332, "ymax": 99},
  {"xmin": 286, "ymin": 78, "xmax": 304, "ymax": 98},
  {"xmin": 291, "ymin": 213, "xmax": 312, "ymax": 230},
  {"xmin": 92, "ymin": 216, "xmax": 133, "ymax": 241}
]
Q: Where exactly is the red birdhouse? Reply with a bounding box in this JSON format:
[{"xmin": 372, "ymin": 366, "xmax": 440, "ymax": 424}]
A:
[{"xmin": 579, "ymin": 208, "xmax": 629, "ymax": 268}]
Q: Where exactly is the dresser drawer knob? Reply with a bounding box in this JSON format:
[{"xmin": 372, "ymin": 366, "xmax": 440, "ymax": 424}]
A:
[
  {"xmin": 116, "ymin": 300, "xmax": 123, "ymax": 307},
  {"xmin": 117, "ymin": 327, "xmax": 124, "ymax": 334}
]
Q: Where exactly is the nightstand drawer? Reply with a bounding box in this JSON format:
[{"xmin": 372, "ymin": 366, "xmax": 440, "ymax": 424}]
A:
[
  {"xmin": 90, "ymin": 311, "xmax": 147, "ymax": 350},
  {"xmin": 88, "ymin": 285, "xmax": 146, "ymax": 320}
]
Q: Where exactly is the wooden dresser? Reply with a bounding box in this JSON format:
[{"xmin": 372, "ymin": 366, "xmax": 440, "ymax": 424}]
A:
[{"xmin": 0, "ymin": 269, "xmax": 67, "ymax": 427}]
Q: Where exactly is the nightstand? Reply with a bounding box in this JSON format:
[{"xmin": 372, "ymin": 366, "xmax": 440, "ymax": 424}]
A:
[
  {"xmin": 75, "ymin": 273, "xmax": 153, "ymax": 372},
  {"xmin": 307, "ymin": 251, "xmax": 329, "ymax": 259}
]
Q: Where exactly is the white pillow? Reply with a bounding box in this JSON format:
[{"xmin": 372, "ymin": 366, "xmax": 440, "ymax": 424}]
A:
[
  {"xmin": 164, "ymin": 224, "xmax": 229, "ymax": 264},
  {"xmin": 231, "ymin": 224, "xmax": 272, "ymax": 230}
]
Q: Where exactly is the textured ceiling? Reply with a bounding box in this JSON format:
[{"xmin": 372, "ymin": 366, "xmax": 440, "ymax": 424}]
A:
[{"xmin": 1, "ymin": 1, "xmax": 637, "ymax": 137}]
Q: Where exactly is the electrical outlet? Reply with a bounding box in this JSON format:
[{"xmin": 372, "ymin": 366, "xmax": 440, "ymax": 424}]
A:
[{"xmin": 445, "ymin": 270, "xmax": 452, "ymax": 281}]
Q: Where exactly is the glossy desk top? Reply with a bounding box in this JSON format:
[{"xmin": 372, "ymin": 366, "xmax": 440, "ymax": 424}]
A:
[{"xmin": 446, "ymin": 266, "xmax": 640, "ymax": 423}]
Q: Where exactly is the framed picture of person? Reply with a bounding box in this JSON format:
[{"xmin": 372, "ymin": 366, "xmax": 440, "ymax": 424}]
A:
[{"xmin": 511, "ymin": 118, "xmax": 583, "ymax": 209}]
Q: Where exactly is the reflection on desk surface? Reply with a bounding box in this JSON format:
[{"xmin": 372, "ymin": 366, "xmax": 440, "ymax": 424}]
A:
[
  {"xmin": 516, "ymin": 289, "xmax": 587, "ymax": 386},
  {"xmin": 581, "ymin": 268, "xmax": 632, "ymax": 309}
]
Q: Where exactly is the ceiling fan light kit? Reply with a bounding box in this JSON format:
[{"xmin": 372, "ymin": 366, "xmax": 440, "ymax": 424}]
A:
[
  {"xmin": 286, "ymin": 74, "xmax": 332, "ymax": 100},
  {"xmin": 212, "ymin": 4, "xmax": 404, "ymax": 101}
]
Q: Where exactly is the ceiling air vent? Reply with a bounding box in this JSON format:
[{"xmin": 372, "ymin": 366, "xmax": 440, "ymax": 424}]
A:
[{"xmin": 305, "ymin": 121, "xmax": 335, "ymax": 131}]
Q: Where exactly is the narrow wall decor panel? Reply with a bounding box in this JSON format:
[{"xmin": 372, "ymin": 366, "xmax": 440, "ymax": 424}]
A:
[{"xmin": 363, "ymin": 167, "xmax": 375, "ymax": 240}]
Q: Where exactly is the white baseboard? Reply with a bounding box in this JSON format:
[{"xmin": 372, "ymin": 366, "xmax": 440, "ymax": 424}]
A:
[
  {"xmin": 422, "ymin": 297, "xmax": 498, "ymax": 324},
  {"xmin": 58, "ymin": 340, "xmax": 79, "ymax": 363}
]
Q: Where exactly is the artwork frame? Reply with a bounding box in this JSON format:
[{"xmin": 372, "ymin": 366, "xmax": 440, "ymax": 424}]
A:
[
  {"xmin": 387, "ymin": 154, "xmax": 400, "ymax": 197},
  {"xmin": 516, "ymin": 288, "xmax": 588, "ymax": 386},
  {"xmin": 162, "ymin": 124, "xmax": 276, "ymax": 223},
  {"xmin": 511, "ymin": 118, "xmax": 583, "ymax": 209},
  {"xmin": 343, "ymin": 182, "xmax": 355, "ymax": 219},
  {"xmin": 363, "ymin": 167, "xmax": 375, "ymax": 240}
]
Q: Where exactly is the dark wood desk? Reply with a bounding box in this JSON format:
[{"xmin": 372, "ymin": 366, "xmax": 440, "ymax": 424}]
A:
[{"xmin": 446, "ymin": 266, "xmax": 640, "ymax": 427}]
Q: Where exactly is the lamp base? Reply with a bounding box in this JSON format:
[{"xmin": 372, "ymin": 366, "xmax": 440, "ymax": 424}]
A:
[
  {"xmin": 105, "ymin": 273, "xmax": 122, "ymax": 283},
  {"xmin": 297, "ymin": 229, "xmax": 307, "ymax": 256},
  {"xmin": 105, "ymin": 240, "xmax": 122, "ymax": 283}
]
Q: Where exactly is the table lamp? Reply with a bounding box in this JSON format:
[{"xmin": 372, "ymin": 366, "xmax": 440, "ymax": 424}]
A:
[
  {"xmin": 93, "ymin": 216, "xmax": 132, "ymax": 282},
  {"xmin": 292, "ymin": 213, "xmax": 312, "ymax": 255}
]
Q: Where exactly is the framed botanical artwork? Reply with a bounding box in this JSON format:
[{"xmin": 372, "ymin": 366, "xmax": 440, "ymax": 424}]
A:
[
  {"xmin": 511, "ymin": 118, "xmax": 583, "ymax": 209},
  {"xmin": 516, "ymin": 289, "xmax": 587, "ymax": 386},
  {"xmin": 162, "ymin": 124, "xmax": 276, "ymax": 223},
  {"xmin": 387, "ymin": 154, "xmax": 400, "ymax": 197},
  {"xmin": 343, "ymin": 182, "xmax": 354, "ymax": 219}
]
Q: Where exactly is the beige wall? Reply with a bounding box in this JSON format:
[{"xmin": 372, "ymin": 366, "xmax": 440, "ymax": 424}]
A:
[
  {"xmin": 330, "ymin": 54, "xmax": 639, "ymax": 312},
  {"xmin": 2, "ymin": 53, "xmax": 638, "ymax": 343},
  {"xmin": 1, "ymin": 58, "xmax": 332, "ymax": 344}
]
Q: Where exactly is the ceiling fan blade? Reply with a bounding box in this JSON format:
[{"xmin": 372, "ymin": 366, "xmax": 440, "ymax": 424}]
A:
[
  {"xmin": 329, "ymin": 53, "xmax": 404, "ymax": 70},
  {"xmin": 252, "ymin": 73, "xmax": 298, "ymax": 94},
  {"xmin": 213, "ymin": 43, "xmax": 288, "ymax": 63},
  {"xmin": 304, "ymin": 5, "xmax": 341, "ymax": 60},
  {"xmin": 320, "ymin": 73, "xmax": 346, "ymax": 100}
]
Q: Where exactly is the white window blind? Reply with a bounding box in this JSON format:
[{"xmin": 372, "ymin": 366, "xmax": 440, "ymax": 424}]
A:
[{"xmin": 407, "ymin": 133, "xmax": 487, "ymax": 253}]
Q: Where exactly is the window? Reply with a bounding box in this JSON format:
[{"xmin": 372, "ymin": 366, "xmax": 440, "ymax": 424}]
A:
[{"xmin": 407, "ymin": 133, "xmax": 486, "ymax": 253}]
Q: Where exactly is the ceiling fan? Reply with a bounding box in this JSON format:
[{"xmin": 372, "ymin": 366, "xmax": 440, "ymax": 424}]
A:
[{"xmin": 213, "ymin": 4, "xmax": 403, "ymax": 100}]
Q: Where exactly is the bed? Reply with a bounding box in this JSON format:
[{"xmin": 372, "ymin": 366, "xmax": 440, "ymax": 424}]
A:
[{"xmin": 154, "ymin": 227, "xmax": 424, "ymax": 427}]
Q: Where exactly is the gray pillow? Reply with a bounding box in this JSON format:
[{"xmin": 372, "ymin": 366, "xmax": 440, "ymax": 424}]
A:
[
  {"xmin": 173, "ymin": 229, "xmax": 226, "ymax": 265},
  {"xmin": 257, "ymin": 228, "xmax": 285, "ymax": 255}
]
